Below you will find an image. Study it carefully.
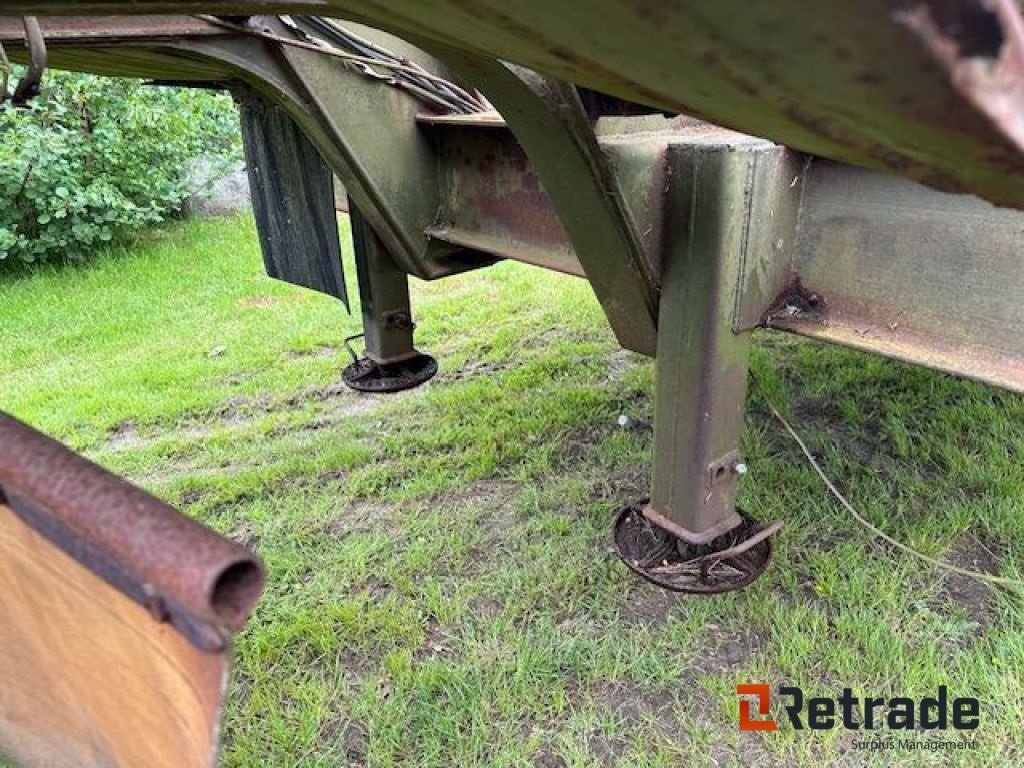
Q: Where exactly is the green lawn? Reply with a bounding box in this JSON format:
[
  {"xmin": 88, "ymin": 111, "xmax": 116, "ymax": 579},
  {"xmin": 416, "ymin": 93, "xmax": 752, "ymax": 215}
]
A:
[{"xmin": 2, "ymin": 215, "xmax": 1022, "ymax": 767}]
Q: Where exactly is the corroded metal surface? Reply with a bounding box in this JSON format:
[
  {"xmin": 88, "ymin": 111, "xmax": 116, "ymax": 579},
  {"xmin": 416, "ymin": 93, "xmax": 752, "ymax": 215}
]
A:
[
  {"xmin": 426, "ymin": 121, "xmax": 579, "ymax": 275},
  {"xmin": 0, "ymin": 413, "xmax": 264, "ymax": 651},
  {"xmin": 0, "ymin": 14, "xmax": 225, "ymax": 43},
  {"xmin": 613, "ymin": 506, "xmax": 776, "ymax": 594},
  {"xmin": 424, "ymin": 50, "xmax": 659, "ymax": 353},
  {"xmin": 762, "ymin": 160, "xmax": 1024, "ymax": 392}
]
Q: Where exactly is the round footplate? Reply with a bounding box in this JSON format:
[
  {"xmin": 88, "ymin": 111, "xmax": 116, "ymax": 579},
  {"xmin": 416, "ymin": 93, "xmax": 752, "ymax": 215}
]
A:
[
  {"xmin": 613, "ymin": 505, "xmax": 776, "ymax": 594},
  {"xmin": 342, "ymin": 353, "xmax": 438, "ymax": 393}
]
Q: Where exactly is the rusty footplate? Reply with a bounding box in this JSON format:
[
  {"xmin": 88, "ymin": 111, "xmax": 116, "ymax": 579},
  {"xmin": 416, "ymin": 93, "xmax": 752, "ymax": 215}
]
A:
[{"xmin": 0, "ymin": 412, "xmax": 265, "ymax": 768}]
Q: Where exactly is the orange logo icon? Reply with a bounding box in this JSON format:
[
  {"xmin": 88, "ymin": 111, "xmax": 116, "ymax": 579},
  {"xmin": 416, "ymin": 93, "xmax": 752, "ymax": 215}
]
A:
[{"xmin": 737, "ymin": 684, "xmax": 779, "ymax": 731}]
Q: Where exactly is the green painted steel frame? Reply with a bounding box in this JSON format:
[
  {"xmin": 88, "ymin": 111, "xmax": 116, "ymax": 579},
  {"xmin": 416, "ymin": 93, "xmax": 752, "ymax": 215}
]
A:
[{"xmin": 3, "ymin": 11, "xmax": 1024, "ymax": 542}]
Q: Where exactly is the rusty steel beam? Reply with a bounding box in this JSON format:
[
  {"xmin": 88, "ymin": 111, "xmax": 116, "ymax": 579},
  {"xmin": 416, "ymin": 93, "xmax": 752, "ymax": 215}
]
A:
[
  {"xmin": 2, "ymin": 1, "xmax": 1023, "ymax": 209},
  {"xmin": 0, "ymin": 413, "xmax": 265, "ymax": 767},
  {"xmin": 0, "ymin": 413, "xmax": 265, "ymax": 650},
  {"xmin": 421, "ymin": 50, "xmax": 660, "ymax": 354},
  {"xmin": 422, "ymin": 115, "xmax": 580, "ymax": 277},
  {"xmin": 3, "ymin": 1, "xmax": 328, "ymax": 11},
  {"xmin": 0, "ymin": 14, "xmax": 226, "ymax": 43}
]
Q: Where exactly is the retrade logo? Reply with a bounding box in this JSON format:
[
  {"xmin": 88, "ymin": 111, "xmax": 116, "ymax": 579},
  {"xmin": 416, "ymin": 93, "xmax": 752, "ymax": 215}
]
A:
[{"xmin": 736, "ymin": 684, "xmax": 979, "ymax": 732}]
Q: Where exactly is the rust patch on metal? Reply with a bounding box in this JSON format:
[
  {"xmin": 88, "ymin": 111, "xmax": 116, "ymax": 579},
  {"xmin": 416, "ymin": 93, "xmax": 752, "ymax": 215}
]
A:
[
  {"xmin": 0, "ymin": 15, "xmax": 228, "ymax": 44},
  {"xmin": 763, "ymin": 277, "xmax": 828, "ymax": 327},
  {"xmin": 0, "ymin": 412, "xmax": 265, "ymax": 652},
  {"xmin": 894, "ymin": 0, "xmax": 1024, "ymax": 153}
]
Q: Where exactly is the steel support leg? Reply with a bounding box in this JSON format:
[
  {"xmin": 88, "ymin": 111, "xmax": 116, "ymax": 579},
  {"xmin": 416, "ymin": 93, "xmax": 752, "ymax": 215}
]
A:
[
  {"xmin": 342, "ymin": 204, "xmax": 437, "ymax": 392},
  {"xmin": 614, "ymin": 136, "xmax": 786, "ymax": 592},
  {"xmin": 646, "ymin": 143, "xmax": 758, "ymax": 543}
]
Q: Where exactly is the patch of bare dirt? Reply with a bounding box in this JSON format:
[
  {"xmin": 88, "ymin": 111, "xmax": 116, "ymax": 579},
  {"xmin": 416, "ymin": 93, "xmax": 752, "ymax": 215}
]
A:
[
  {"xmin": 228, "ymin": 520, "xmax": 262, "ymax": 550},
  {"xmin": 931, "ymin": 535, "xmax": 1002, "ymax": 629},
  {"xmin": 456, "ymin": 479, "xmax": 525, "ymax": 551},
  {"xmin": 323, "ymin": 499, "xmax": 402, "ymax": 541},
  {"xmin": 532, "ymin": 747, "xmax": 566, "ymax": 768},
  {"xmin": 447, "ymin": 360, "xmax": 516, "ymax": 381},
  {"xmin": 587, "ymin": 677, "xmax": 783, "ymax": 767},
  {"xmin": 103, "ymin": 420, "xmax": 145, "ymax": 452},
  {"xmin": 340, "ymin": 721, "xmax": 368, "ymax": 766},
  {"xmin": 135, "ymin": 461, "xmax": 258, "ymax": 489},
  {"xmin": 467, "ymin": 596, "xmax": 504, "ymax": 622},
  {"xmin": 415, "ymin": 616, "xmax": 455, "ymax": 663},
  {"xmin": 616, "ymin": 582, "xmax": 682, "ymax": 626},
  {"xmin": 581, "ymin": 681, "xmax": 685, "ymax": 765},
  {"xmin": 604, "ymin": 349, "xmax": 642, "ymax": 385},
  {"xmin": 101, "ymin": 385, "xmax": 387, "ymax": 458},
  {"xmin": 288, "ymin": 345, "xmax": 342, "ymax": 360}
]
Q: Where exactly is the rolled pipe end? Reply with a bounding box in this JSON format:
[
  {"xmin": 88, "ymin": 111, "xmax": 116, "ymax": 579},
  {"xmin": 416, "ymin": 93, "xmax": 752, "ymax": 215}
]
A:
[{"xmin": 209, "ymin": 557, "xmax": 266, "ymax": 630}]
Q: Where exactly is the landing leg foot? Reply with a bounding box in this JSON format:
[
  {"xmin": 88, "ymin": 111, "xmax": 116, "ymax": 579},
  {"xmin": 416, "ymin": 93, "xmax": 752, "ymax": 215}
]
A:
[
  {"xmin": 342, "ymin": 352, "xmax": 437, "ymax": 393},
  {"xmin": 613, "ymin": 505, "xmax": 776, "ymax": 594},
  {"xmin": 341, "ymin": 204, "xmax": 437, "ymax": 394}
]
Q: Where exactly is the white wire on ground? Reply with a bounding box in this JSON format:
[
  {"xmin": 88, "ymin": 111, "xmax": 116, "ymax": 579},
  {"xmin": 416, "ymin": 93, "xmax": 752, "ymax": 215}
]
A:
[{"xmin": 754, "ymin": 376, "xmax": 1023, "ymax": 591}]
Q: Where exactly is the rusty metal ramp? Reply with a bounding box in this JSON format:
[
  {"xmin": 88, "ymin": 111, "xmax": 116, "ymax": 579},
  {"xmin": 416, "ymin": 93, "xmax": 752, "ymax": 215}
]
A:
[{"xmin": 0, "ymin": 413, "xmax": 265, "ymax": 768}]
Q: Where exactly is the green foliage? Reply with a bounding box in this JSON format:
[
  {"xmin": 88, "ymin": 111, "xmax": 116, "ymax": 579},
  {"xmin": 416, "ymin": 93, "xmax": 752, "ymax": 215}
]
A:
[{"xmin": 0, "ymin": 69, "xmax": 241, "ymax": 264}]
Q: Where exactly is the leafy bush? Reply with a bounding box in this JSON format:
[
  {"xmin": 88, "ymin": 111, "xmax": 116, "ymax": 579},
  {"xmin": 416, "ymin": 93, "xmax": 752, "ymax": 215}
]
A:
[{"xmin": 0, "ymin": 69, "xmax": 242, "ymax": 265}]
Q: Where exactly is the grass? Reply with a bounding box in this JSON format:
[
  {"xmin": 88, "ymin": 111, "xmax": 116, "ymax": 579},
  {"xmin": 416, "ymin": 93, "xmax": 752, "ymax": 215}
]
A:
[{"xmin": 2, "ymin": 214, "xmax": 1023, "ymax": 767}]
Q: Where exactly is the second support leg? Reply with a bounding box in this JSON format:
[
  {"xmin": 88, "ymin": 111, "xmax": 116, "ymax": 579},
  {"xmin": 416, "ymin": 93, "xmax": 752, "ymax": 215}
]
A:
[{"xmin": 342, "ymin": 204, "xmax": 437, "ymax": 393}]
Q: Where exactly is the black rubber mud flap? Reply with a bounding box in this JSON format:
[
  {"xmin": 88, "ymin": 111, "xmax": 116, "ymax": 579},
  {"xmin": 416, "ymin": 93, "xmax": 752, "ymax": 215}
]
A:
[{"xmin": 240, "ymin": 94, "xmax": 348, "ymax": 309}]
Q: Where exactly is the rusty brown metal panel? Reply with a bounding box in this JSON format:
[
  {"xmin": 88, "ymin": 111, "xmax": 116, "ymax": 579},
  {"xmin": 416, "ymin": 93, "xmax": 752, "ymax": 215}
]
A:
[
  {"xmin": 0, "ymin": 413, "xmax": 264, "ymax": 766},
  {"xmin": 0, "ymin": 15, "xmax": 226, "ymax": 42},
  {"xmin": 4, "ymin": 1, "xmax": 1021, "ymax": 208},
  {"xmin": 3, "ymin": 1, "xmax": 327, "ymax": 11},
  {"xmin": 427, "ymin": 122, "xmax": 579, "ymax": 276},
  {"xmin": 419, "ymin": 49, "xmax": 659, "ymax": 353}
]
